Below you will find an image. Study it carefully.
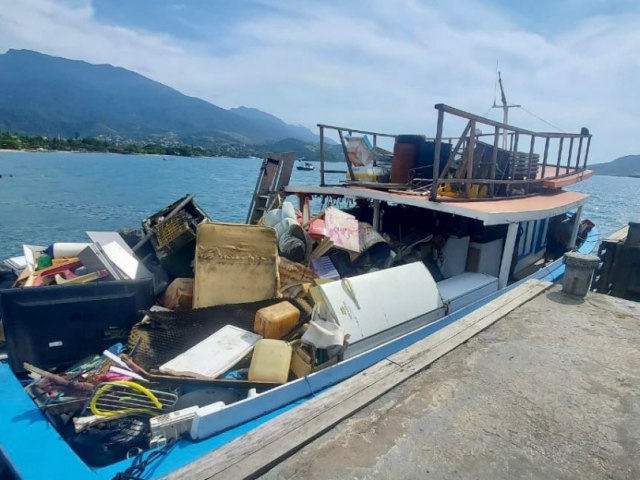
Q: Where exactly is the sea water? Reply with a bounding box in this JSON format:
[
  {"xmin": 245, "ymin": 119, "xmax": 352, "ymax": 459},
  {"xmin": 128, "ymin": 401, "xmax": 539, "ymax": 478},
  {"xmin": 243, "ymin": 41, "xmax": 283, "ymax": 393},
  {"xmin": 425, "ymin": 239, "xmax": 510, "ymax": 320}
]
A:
[{"xmin": 0, "ymin": 151, "xmax": 637, "ymax": 259}]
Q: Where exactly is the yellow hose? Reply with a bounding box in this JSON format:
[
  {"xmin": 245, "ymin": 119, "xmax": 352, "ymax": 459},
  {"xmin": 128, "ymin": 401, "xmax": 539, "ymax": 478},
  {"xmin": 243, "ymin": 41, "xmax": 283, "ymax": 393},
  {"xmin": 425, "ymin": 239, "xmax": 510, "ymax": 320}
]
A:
[{"xmin": 89, "ymin": 380, "xmax": 163, "ymax": 417}]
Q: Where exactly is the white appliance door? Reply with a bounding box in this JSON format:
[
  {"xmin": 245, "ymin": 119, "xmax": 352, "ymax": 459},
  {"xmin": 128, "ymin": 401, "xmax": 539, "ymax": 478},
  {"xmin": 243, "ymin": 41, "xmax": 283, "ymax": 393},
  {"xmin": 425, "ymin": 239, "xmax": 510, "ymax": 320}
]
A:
[{"xmin": 319, "ymin": 262, "xmax": 443, "ymax": 343}]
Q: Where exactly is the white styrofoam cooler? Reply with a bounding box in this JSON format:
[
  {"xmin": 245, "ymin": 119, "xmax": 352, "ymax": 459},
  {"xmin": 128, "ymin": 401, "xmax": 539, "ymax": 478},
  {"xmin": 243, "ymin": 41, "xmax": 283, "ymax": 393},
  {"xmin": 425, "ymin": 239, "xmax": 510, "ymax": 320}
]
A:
[{"xmin": 437, "ymin": 272, "xmax": 499, "ymax": 312}]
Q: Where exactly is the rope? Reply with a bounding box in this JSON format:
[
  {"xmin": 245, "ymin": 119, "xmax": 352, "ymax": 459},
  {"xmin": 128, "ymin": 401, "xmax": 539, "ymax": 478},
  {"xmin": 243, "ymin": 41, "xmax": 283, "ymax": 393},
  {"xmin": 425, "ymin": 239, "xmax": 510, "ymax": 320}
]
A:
[{"xmin": 517, "ymin": 106, "xmax": 566, "ymax": 133}]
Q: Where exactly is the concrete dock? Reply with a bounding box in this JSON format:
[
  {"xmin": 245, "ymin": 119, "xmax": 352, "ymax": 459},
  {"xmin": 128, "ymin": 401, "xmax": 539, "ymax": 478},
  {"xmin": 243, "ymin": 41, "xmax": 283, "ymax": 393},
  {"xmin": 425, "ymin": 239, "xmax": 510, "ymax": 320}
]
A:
[{"xmin": 262, "ymin": 286, "xmax": 640, "ymax": 480}]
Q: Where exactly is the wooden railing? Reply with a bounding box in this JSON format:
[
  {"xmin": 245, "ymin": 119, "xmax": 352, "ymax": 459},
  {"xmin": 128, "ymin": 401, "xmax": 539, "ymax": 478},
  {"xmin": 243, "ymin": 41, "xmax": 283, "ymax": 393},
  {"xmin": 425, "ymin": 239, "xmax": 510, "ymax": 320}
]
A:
[
  {"xmin": 428, "ymin": 104, "xmax": 592, "ymax": 200},
  {"xmin": 316, "ymin": 123, "xmax": 458, "ymax": 186},
  {"xmin": 315, "ymin": 105, "xmax": 592, "ymax": 201}
]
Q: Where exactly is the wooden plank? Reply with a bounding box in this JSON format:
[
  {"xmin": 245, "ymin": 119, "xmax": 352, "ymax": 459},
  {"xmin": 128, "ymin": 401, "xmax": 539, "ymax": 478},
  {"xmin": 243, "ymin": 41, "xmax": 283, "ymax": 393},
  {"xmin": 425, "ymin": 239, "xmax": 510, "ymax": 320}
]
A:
[
  {"xmin": 437, "ymin": 120, "xmax": 470, "ymax": 181},
  {"xmin": 319, "ymin": 126, "xmax": 325, "ymax": 186},
  {"xmin": 540, "ymin": 137, "xmax": 550, "ymax": 180},
  {"xmin": 465, "ymin": 120, "xmax": 476, "ymax": 196},
  {"xmin": 162, "ymin": 280, "xmax": 551, "ymax": 480},
  {"xmin": 430, "ymin": 108, "xmax": 445, "ymax": 200},
  {"xmin": 555, "ymin": 137, "xmax": 564, "ymax": 177},
  {"xmin": 541, "ymin": 170, "xmax": 593, "ymax": 188},
  {"xmin": 490, "ymin": 126, "xmax": 499, "ymax": 196},
  {"xmin": 607, "ymin": 225, "xmax": 629, "ymax": 243},
  {"xmin": 338, "ymin": 129, "xmax": 355, "ymax": 182}
]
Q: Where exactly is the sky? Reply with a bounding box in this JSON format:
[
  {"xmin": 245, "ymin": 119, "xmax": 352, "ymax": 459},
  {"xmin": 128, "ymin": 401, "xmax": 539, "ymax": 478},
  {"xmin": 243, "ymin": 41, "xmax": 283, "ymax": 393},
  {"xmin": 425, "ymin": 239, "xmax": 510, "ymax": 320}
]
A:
[{"xmin": 0, "ymin": 0, "xmax": 639, "ymax": 163}]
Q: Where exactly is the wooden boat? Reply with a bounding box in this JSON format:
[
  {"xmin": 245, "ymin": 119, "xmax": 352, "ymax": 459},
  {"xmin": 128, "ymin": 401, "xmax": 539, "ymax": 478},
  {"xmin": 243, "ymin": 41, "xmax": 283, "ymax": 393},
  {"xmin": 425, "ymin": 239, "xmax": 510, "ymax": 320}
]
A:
[{"xmin": 0, "ymin": 104, "xmax": 598, "ymax": 479}]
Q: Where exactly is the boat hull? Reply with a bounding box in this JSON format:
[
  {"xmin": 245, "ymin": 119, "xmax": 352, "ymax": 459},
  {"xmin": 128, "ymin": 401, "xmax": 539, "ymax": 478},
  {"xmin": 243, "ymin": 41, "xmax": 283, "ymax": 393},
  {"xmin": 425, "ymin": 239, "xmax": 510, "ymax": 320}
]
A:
[{"xmin": 0, "ymin": 228, "xmax": 599, "ymax": 479}]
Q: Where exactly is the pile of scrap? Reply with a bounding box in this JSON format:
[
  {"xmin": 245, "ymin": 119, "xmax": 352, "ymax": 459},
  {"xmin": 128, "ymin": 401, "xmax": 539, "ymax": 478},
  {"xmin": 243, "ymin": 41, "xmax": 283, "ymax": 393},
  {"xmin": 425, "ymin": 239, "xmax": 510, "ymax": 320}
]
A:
[{"xmin": 0, "ymin": 194, "xmax": 455, "ymax": 467}]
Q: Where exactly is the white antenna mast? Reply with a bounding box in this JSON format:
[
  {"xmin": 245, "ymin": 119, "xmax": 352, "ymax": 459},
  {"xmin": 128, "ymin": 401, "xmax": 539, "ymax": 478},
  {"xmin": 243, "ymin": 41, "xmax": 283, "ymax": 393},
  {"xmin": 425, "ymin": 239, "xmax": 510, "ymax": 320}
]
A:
[{"xmin": 492, "ymin": 71, "xmax": 520, "ymax": 149}]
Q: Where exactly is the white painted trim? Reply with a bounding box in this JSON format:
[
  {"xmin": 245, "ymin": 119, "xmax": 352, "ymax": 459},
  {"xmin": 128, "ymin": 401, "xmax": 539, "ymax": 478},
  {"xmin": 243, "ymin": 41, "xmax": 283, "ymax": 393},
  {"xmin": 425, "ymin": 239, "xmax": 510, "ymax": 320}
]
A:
[
  {"xmin": 499, "ymin": 223, "xmax": 519, "ymax": 288},
  {"xmin": 525, "ymin": 221, "xmax": 534, "ymax": 255},
  {"xmin": 569, "ymin": 205, "xmax": 584, "ymax": 249}
]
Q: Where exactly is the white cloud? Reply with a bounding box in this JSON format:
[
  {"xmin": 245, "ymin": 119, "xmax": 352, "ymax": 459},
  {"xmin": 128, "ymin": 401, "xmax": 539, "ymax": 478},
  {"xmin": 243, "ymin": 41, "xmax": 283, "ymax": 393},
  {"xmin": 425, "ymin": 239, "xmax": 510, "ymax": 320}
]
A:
[{"xmin": 0, "ymin": 0, "xmax": 638, "ymax": 162}]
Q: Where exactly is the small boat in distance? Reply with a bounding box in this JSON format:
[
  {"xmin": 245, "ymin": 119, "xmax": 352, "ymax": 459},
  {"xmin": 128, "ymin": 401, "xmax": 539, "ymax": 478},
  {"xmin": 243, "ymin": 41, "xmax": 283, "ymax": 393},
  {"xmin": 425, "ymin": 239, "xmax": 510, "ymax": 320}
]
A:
[{"xmin": 296, "ymin": 161, "xmax": 314, "ymax": 171}]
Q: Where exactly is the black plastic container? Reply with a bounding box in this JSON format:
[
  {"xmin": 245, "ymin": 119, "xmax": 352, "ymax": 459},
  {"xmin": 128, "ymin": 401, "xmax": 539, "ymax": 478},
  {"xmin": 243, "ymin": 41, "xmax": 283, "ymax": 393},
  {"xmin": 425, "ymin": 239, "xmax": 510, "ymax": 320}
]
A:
[{"xmin": 0, "ymin": 279, "xmax": 154, "ymax": 374}]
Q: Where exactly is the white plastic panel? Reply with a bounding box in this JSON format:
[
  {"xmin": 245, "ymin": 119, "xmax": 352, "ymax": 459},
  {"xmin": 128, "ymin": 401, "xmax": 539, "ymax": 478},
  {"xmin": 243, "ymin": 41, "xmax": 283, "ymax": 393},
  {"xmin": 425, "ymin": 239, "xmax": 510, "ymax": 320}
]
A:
[
  {"xmin": 160, "ymin": 325, "xmax": 261, "ymax": 379},
  {"xmin": 319, "ymin": 262, "xmax": 443, "ymax": 343},
  {"xmin": 437, "ymin": 272, "xmax": 499, "ymax": 312}
]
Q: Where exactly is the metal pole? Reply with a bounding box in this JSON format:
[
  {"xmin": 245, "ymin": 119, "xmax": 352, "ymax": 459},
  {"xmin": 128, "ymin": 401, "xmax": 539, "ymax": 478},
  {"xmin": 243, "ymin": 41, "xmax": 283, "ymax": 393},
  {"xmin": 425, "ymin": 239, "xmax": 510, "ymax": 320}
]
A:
[{"xmin": 319, "ymin": 126, "xmax": 325, "ymax": 186}]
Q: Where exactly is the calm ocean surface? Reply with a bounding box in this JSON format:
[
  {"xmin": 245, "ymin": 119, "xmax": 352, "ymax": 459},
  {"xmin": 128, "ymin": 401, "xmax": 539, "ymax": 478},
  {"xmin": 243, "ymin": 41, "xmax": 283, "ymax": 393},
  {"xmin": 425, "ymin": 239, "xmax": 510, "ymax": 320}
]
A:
[{"xmin": 0, "ymin": 151, "xmax": 638, "ymax": 260}]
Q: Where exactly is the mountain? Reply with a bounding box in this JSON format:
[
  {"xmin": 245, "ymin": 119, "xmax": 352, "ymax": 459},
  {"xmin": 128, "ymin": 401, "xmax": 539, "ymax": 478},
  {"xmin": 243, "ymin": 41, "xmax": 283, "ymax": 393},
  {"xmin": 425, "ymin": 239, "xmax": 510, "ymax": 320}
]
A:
[
  {"xmin": 0, "ymin": 49, "xmax": 318, "ymax": 145},
  {"xmin": 590, "ymin": 155, "xmax": 640, "ymax": 177},
  {"xmin": 229, "ymin": 107, "xmax": 318, "ymax": 143},
  {"xmin": 254, "ymin": 137, "xmax": 344, "ymax": 163}
]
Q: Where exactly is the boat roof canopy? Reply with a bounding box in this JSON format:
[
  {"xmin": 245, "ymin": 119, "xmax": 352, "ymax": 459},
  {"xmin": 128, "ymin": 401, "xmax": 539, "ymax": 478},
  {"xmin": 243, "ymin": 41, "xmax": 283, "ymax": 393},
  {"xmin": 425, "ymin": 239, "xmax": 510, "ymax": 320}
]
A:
[{"xmin": 284, "ymin": 185, "xmax": 588, "ymax": 226}]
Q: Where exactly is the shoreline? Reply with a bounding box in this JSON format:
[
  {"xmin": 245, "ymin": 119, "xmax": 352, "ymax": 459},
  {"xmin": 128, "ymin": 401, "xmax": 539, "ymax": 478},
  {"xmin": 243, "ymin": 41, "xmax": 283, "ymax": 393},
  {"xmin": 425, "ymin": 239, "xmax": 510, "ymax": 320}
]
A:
[{"xmin": 0, "ymin": 148, "xmax": 259, "ymax": 159}]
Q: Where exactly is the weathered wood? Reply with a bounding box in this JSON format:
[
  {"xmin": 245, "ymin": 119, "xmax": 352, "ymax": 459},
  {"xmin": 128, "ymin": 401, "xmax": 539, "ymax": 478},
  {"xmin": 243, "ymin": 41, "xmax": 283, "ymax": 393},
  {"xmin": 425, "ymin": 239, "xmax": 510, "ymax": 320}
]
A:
[
  {"xmin": 338, "ymin": 129, "xmax": 355, "ymax": 182},
  {"xmin": 438, "ymin": 122, "xmax": 471, "ymax": 182},
  {"xmin": 246, "ymin": 153, "xmax": 296, "ymax": 224},
  {"xmin": 319, "ymin": 126, "xmax": 325, "ymax": 186},
  {"xmin": 575, "ymin": 136, "xmax": 584, "ymax": 170},
  {"xmin": 541, "ymin": 137, "xmax": 550, "ymax": 180},
  {"xmin": 465, "ymin": 120, "xmax": 476, "ymax": 196},
  {"xmin": 430, "ymin": 108, "xmax": 445, "ymax": 200},
  {"xmin": 162, "ymin": 280, "xmax": 551, "ymax": 480},
  {"xmin": 607, "ymin": 225, "xmax": 629, "ymax": 243},
  {"xmin": 566, "ymin": 137, "xmax": 574, "ymax": 173},
  {"xmin": 583, "ymin": 135, "xmax": 592, "ymax": 169},
  {"xmin": 434, "ymin": 104, "xmax": 585, "ymax": 139},
  {"xmin": 525, "ymin": 135, "xmax": 536, "ymax": 194},
  {"xmin": 317, "ymin": 123, "xmax": 396, "ymax": 139},
  {"xmin": 490, "ymin": 126, "xmax": 499, "ymax": 196},
  {"xmin": 555, "ymin": 137, "xmax": 564, "ymax": 177},
  {"xmin": 438, "ymin": 177, "xmax": 541, "ymax": 185}
]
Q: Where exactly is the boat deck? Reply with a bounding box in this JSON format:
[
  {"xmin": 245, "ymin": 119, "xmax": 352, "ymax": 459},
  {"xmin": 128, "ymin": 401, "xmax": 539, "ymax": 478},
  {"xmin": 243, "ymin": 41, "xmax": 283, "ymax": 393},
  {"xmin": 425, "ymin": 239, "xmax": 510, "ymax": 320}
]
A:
[
  {"xmin": 285, "ymin": 185, "xmax": 589, "ymax": 225},
  {"xmin": 263, "ymin": 285, "xmax": 640, "ymax": 479}
]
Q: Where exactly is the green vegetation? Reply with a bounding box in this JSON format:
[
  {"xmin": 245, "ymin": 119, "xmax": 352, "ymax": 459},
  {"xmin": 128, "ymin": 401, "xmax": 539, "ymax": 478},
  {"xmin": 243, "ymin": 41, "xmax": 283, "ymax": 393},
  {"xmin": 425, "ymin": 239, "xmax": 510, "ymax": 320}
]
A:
[{"xmin": 0, "ymin": 132, "xmax": 345, "ymax": 161}]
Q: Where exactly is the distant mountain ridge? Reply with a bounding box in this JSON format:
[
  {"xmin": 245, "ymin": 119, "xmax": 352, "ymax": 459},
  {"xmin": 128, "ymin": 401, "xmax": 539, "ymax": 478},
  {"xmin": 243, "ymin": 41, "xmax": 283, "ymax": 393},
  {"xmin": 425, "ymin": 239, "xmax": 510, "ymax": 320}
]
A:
[
  {"xmin": 0, "ymin": 49, "xmax": 318, "ymax": 145},
  {"xmin": 590, "ymin": 155, "xmax": 640, "ymax": 177}
]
